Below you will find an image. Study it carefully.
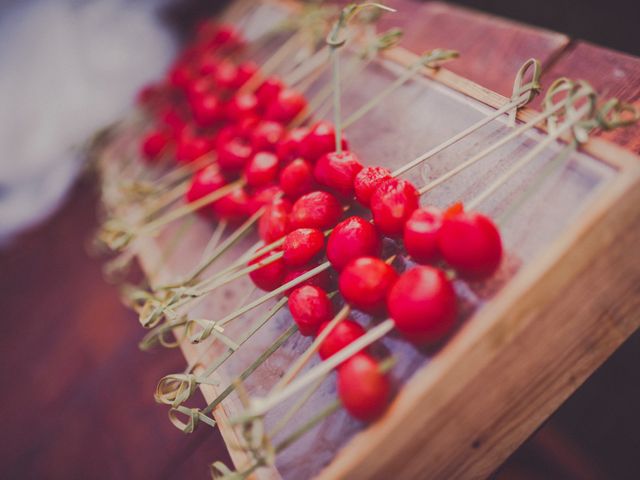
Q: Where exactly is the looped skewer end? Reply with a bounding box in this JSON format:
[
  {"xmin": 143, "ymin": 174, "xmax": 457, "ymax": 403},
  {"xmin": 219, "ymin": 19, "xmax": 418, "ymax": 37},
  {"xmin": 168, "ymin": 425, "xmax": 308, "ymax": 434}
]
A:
[
  {"xmin": 359, "ymin": 26, "xmax": 404, "ymax": 59},
  {"xmin": 418, "ymin": 48, "xmax": 459, "ymax": 69},
  {"xmin": 156, "ymin": 373, "xmax": 200, "ymax": 407},
  {"xmin": 326, "ymin": 2, "xmax": 396, "ymax": 48},
  {"xmin": 186, "ymin": 318, "xmax": 229, "ymax": 345},
  {"xmin": 168, "ymin": 405, "xmax": 216, "ymax": 434},
  {"xmin": 595, "ymin": 98, "xmax": 640, "ymax": 131},
  {"xmin": 508, "ymin": 58, "xmax": 542, "ymax": 126}
]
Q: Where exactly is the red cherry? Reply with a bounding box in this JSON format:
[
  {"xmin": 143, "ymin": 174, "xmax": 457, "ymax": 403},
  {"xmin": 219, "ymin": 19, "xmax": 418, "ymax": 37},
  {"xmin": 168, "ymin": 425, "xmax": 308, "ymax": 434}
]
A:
[
  {"xmin": 283, "ymin": 228, "xmax": 325, "ymax": 267},
  {"xmin": 244, "ymin": 151, "xmax": 279, "ymax": 187},
  {"xmin": 159, "ymin": 107, "xmax": 188, "ymax": 135},
  {"xmin": 168, "ymin": 63, "xmax": 193, "ymax": 90},
  {"xmin": 247, "ymin": 185, "xmax": 284, "ymax": 215},
  {"xmin": 288, "ymin": 285, "xmax": 333, "ymax": 336},
  {"xmin": 299, "ymin": 121, "xmax": 348, "ymax": 161},
  {"xmin": 314, "ymin": 151, "xmax": 363, "ymax": 197},
  {"xmin": 176, "ymin": 131, "xmax": 213, "ymax": 164},
  {"xmin": 233, "ymin": 62, "xmax": 258, "ymax": 88},
  {"xmin": 226, "ymin": 92, "xmax": 259, "ymax": 122},
  {"xmin": 404, "ymin": 207, "xmax": 443, "ymax": 264},
  {"xmin": 289, "ymin": 191, "xmax": 343, "ymax": 230},
  {"xmin": 197, "ymin": 52, "xmax": 220, "ymax": 76},
  {"xmin": 250, "ymin": 121, "xmax": 284, "ymax": 152},
  {"xmin": 256, "ymin": 76, "xmax": 284, "ymax": 108},
  {"xmin": 185, "ymin": 76, "xmax": 215, "ymax": 103},
  {"xmin": 136, "ymin": 83, "xmax": 164, "ymax": 106},
  {"xmin": 318, "ymin": 319, "xmax": 366, "ymax": 360},
  {"xmin": 217, "ymin": 137, "xmax": 253, "ymax": 171},
  {"xmin": 211, "ymin": 187, "xmax": 250, "ymax": 223},
  {"xmin": 258, "ymin": 197, "xmax": 291, "ymax": 243},
  {"xmin": 326, "ymin": 217, "xmax": 381, "ymax": 271},
  {"xmin": 370, "ymin": 178, "xmax": 419, "ymax": 236},
  {"xmin": 354, "ymin": 166, "xmax": 392, "ymax": 207},
  {"xmin": 276, "ymin": 127, "xmax": 309, "ymax": 164},
  {"xmin": 283, "ymin": 263, "xmax": 331, "ymax": 295},
  {"xmin": 141, "ymin": 130, "xmax": 170, "ymax": 161},
  {"xmin": 438, "ymin": 206, "xmax": 503, "ymax": 279},
  {"xmin": 190, "ymin": 93, "xmax": 224, "ymax": 127},
  {"xmin": 214, "ymin": 60, "xmax": 238, "ymax": 90},
  {"xmin": 185, "ymin": 164, "xmax": 226, "ymax": 204},
  {"xmin": 248, "ymin": 251, "xmax": 286, "ymax": 292},
  {"xmin": 339, "ymin": 257, "xmax": 397, "ymax": 314},
  {"xmin": 264, "ymin": 89, "xmax": 307, "ymax": 124},
  {"xmin": 337, "ymin": 352, "xmax": 390, "ymax": 422},
  {"xmin": 279, "ymin": 158, "xmax": 315, "ymax": 199},
  {"xmin": 387, "ymin": 266, "xmax": 457, "ymax": 344}
]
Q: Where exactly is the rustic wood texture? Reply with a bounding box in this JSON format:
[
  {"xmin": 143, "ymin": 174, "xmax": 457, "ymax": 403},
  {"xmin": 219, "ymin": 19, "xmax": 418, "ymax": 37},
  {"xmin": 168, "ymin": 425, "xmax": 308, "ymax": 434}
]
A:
[
  {"xmin": 381, "ymin": 1, "xmax": 570, "ymax": 97},
  {"xmin": 535, "ymin": 41, "xmax": 640, "ymax": 153},
  {"xmin": 0, "ymin": 179, "xmax": 232, "ymax": 480}
]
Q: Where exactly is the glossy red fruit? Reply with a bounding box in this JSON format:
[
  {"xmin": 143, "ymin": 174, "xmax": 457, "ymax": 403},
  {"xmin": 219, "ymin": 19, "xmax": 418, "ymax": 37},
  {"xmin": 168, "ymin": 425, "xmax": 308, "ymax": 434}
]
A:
[
  {"xmin": 387, "ymin": 266, "xmax": 457, "ymax": 344},
  {"xmin": 404, "ymin": 207, "xmax": 443, "ymax": 264},
  {"xmin": 248, "ymin": 251, "xmax": 286, "ymax": 292},
  {"xmin": 276, "ymin": 127, "xmax": 309, "ymax": 164},
  {"xmin": 247, "ymin": 185, "xmax": 284, "ymax": 215},
  {"xmin": 190, "ymin": 93, "xmax": 224, "ymax": 127},
  {"xmin": 250, "ymin": 121, "xmax": 284, "ymax": 152},
  {"xmin": 289, "ymin": 191, "xmax": 343, "ymax": 230},
  {"xmin": 176, "ymin": 132, "xmax": 213, "ymax": 164},
  {"xmin": 256, "ymin": 76, "xmax": 284, "ymax": 108},
  {"xmin": 318, "ymin": 319, "xmax": 366, "ymax": 360},
  {"xmin": 354, "ymin": 166, "xmax": 392, "ymax": 207},
  {"xmin": 337, "ymin": 352, "xmax": 390, "ymax": 422},
  {"xmin": 168, "ymin": 63, "xmax": 193, "ymax": 90},
  {"xmin": 214, "ymin": 60, "xmax": 238, "ymax": 90},
  {"xmin": 185, "ymin": 75, "xmax": 215, "ymax": 103},
  {"xmin": 159, "ymin": 107, "xmax": 187, "ymax": 135},
  {"xmin": 226, "ymin": 92, "xmax": 259, "ymax": 122},
  {"xmin": 264, "ymin": 89, "xmax": 307, "ymax": 124},
  {"xmin": 141, "ymin": 130, "xmax": 170, "ymax": 161},
  {"xmin": 438, "ymin": 205, "xmax": 503, "ymax": 279},
  {"xmin": 244, "ymin": 151, "xmax": 279, "ymax": 187},
  {"xmin": 339, "ymin": 257, "xmax": 397, "ymax": 314},
  {"xmin": 299, "ymin": 121, "xmax": 348, "ymax": 161},
  {"xmin": 279, "ymin": 158, "xmax": 315, "ymax": 199},
  {"xmin": 136, "ymin": 83, "xmax": 164, "ymax": 107},
  {"xmin": 217, "ymin": 137, "xmax": 253, "ymax": 171},
  {"xmin": 370, "ymin": 178, "xmax": 419, "ymax": 236},
  {"xmin": 314, "ymin": 151, "xmax": 364, "ymax": 197},
  {"xmin": 283, "ymin": 228, "xmax": 325, "ymax": 267},
  {"xmin": 283, "ymin": 263, "xmax": 331, "ymax": 295},
  {"xmin": 233, "ymin": 62, "xmax": 258, "ymax": 89},
  {"xmin": 258, "ymin": 197, "xmax": 291, "ymax": 243},
  {"xmin": 185, "ymin": 164, "xmax": 226, "ymax": 204},
  {"xmin": 197, "ymin": 52, "xmax": 220, "ymax": 76},
  {"xmin": 288, "ymin": 285, "xmax": 333, "ymax": 336},
  {"xmin": 211, "ymin": 188, "xmax": 250, "ymax": 223},
  {"xmin": 326, "ymin": 217, "xmax": 381, "ymax": 271}
]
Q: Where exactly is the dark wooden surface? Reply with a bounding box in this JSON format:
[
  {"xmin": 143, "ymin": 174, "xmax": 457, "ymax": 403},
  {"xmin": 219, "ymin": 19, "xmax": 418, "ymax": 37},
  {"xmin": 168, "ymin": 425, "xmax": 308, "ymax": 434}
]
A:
[{"xmin": 0, "ymin": 178, "xmax": 231, "ymax": 480}]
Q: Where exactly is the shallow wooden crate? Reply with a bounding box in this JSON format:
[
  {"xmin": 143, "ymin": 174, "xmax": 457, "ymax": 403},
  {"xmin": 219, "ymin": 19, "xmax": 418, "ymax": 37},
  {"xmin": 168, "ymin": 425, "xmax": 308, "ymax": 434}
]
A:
[{"xmin": 99, "ymin": 1, "xmax": 640, "ymax": 478}]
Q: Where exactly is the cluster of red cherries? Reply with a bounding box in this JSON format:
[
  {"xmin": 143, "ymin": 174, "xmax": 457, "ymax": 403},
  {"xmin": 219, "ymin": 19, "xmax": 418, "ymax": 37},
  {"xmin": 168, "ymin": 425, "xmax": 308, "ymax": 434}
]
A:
[{"xmin": 137, "ymin": 21, "xmax": 503, "ymax": 423}]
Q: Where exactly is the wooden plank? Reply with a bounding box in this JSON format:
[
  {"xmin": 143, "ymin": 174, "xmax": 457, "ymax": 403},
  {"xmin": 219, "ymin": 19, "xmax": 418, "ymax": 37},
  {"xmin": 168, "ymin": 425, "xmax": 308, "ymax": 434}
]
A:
[
  {"xmin": 380, "ymin": 0, "xmax": 570, "ymax": 97},
  {"xmin": 316, "ymin": 146, "xmax": 640, "ymax": 479},
  {"xmin": 534, "ymin": 41, "xmax": 640, "ymax": 153}
]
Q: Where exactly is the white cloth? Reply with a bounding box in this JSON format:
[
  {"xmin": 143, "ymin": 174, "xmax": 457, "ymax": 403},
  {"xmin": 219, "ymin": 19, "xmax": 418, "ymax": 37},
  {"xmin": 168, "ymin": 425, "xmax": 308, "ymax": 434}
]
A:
[{"xmin": 0, "ymin": 0, "xmax": 176, "ymax": 244}]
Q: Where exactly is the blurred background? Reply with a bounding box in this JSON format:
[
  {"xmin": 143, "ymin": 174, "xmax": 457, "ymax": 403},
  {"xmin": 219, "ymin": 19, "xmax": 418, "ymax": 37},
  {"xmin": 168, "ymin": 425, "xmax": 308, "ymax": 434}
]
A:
[{"xmin": 0, "ymin": 0, "xmax": 638, "ymax": 478}]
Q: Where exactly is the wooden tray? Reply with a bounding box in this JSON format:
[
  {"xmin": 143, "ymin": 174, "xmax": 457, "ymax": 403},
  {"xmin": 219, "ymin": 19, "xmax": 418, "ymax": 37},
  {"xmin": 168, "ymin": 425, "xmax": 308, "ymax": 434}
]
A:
[{"xmin": 99, "ymin": 1, "xmax": 640, "ymax": 478}]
